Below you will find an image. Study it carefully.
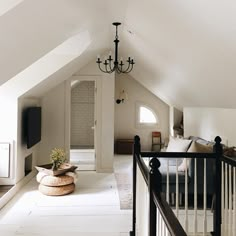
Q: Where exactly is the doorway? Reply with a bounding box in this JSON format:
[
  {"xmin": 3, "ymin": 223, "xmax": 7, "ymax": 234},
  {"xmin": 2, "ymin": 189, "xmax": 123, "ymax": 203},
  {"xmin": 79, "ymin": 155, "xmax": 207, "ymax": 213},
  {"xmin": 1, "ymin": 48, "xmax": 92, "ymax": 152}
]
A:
[{"xmin": 70, "ymin": 80, "xmax": 95, "ymax": 170}]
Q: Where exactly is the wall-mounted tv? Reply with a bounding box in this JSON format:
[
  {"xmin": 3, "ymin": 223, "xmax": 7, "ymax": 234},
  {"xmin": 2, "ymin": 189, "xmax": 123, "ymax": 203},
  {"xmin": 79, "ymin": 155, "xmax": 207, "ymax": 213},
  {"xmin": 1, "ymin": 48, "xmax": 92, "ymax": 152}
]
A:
[{"xmin": 24, "ymin": 107, "xmax": 42, "ymax": 149}]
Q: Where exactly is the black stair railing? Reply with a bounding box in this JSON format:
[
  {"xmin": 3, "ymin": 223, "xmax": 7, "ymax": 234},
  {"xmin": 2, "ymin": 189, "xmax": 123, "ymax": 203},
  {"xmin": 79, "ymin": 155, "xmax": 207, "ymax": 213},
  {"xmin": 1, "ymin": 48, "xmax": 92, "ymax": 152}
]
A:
[{"xmin": 130, "ymin": 135, "xmax": 223, "ymax": 236}]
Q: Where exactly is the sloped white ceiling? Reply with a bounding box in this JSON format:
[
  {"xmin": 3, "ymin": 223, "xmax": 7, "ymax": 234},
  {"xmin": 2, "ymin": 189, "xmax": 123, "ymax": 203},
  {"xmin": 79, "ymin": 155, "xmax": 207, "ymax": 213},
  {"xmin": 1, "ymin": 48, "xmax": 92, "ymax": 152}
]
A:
[
  {"xmin": 122, "ymin": 0, "xmax": 236, "ymax": 109},
  {"xmin": 1, "ymin": 0, "xmax": 236, "ymax": 109},
  {"xmin": 0, "ymin": 0, "xmax": 120, "ymax": 85}
]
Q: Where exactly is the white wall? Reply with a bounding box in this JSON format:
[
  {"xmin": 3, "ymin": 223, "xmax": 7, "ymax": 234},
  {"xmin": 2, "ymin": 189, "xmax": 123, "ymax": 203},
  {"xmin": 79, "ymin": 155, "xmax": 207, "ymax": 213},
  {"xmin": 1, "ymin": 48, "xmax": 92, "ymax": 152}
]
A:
[
  {"xmin": 38, "ymin": 60, "xmax": 115, "ymax": 173},
  {"xmin": 114, "ymin": 73, "xmax": 169, "ymax": 150},
  {"xmin": 0, "ymin": 95, "xmax": 17, "ymax": 184},
  {"xmin": 184, "ymin": 107, "xmax": 236, "ymax": 146},
  {"xmin": 38, "ymin": 82, "xmax": 67, "ymax": 165},
  {"xmin": 0, "ymin": 93, "xmax": 17, "ymax": 142},
  {"xmin": 0, "ymin": 95, "xmax": 41, "ymax": 185},
  {"xmin": 99, "ymin": 75, "xmax": 115, "ymax": 171}
]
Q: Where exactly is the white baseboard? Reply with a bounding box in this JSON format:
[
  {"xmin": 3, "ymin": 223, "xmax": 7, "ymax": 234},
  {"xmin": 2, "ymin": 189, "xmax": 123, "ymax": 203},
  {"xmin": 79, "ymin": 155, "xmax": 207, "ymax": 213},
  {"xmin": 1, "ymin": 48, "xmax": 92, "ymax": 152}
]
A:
[{"xmin": 0, "ymin": 170, "xmax": 37, "ymax": 210}]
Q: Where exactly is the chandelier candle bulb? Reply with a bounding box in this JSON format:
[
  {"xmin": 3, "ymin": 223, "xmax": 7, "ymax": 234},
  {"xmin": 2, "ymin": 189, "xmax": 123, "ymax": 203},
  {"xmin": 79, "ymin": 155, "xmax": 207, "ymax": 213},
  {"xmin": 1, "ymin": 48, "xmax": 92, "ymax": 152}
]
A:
[{"xmin": 96, "ymin": 55, "xmax": 101, "ymax": 64}]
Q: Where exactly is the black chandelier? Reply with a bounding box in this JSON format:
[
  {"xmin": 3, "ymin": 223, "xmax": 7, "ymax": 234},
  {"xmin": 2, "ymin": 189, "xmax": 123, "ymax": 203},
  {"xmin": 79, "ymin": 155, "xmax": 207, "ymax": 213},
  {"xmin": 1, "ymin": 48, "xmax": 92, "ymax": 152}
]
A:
[{"xmin": 96, "ymin": 22, "xmax": 135, "ymax": 74}]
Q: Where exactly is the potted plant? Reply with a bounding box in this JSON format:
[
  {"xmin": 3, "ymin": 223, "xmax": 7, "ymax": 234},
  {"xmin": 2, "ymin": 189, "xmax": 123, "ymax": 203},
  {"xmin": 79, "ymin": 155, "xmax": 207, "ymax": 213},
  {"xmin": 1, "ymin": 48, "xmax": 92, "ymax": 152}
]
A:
[
  {"xmin": 50, "ymin": 148, "xmax": 67, "ymax": 170},
  {"xmin": 35, "ymin": 148, "xmax": 77, "ymax": 176}
]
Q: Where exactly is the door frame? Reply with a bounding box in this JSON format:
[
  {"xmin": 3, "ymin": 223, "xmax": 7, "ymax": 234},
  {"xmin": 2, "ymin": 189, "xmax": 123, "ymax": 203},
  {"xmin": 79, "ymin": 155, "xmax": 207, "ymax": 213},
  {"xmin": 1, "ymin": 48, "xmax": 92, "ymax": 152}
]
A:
[{"xmin": 65, "ymin": 75, "xmax": 102, "ymax": 171}]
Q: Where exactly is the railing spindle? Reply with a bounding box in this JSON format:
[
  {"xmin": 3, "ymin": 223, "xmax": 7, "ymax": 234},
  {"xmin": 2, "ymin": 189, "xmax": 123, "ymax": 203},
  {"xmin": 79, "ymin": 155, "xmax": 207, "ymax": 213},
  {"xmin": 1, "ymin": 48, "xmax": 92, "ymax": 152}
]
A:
[
  {"xmin": 156, "ymin": 210, "xmax": 159, "ymax": 236},
  {"xmin": 203, "ymin": 158, "xmax": 207, "ymax": 235},
  {"xmin": 130, "ymin": 135, "xmax": 140, "ymax": 236},
  {"xmin": 222, "ymin": 162, "xmax": 225, "ymax": 235},
  {"xmin": 149, "ymin": 157, "xmax": 161, "ymax": 236},
  {"xmin": 194, "ymin": 158, "xmax": 198, "ymax": 234},
  {"xmin": 176, "ymin": 159, "xmax": 179, "ymax": 218},
  {"xmin": 229, "ymin": 165, "xmax": 232, "ymax": 235},
  {"xmin": 167, "ymin": 159, "xmax": 169, "ymax": 203},
  {"xmin": 225, "ymin": 163, "xmax": 228, "ymax": 236},
  {"xmin": 213, "ymin": 136, "xmax": 222, "ymax": 236},
  {"xmin": 158, "ymin": 211, "xmax": 161, "ymax": 236},
  {"xmin": 233, "ymin": 166, "xmax": 235, "ymax": 234},
  {"xmin": 184, "ymin": 158, "xmax": 189, "ymax": 232},
  {"xmin": 233, "ymin": 167, "xmax": 236, "ymax": 236},
  {"xmin": 161, "ymin": 217, "xmax": 164, "ymax": 236}
]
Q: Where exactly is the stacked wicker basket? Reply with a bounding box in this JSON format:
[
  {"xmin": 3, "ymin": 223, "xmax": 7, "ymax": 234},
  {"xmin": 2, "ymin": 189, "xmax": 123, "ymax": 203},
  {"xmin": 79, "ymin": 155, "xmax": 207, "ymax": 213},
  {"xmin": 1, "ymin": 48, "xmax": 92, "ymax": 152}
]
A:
[{"xmin": 35, "ymin": 164, "xmax": 77, "ymax": 196}]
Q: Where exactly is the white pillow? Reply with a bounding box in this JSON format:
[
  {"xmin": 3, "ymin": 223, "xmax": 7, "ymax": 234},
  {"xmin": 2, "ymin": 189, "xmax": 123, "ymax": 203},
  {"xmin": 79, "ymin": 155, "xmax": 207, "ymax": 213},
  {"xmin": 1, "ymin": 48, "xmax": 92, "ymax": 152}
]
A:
[
  {"xmin": 166, "ymin": 136, "xmax": 192, "ymax": 152},
  {"xmin": 178, "ymin": 141, "xmax": 212, "ymax": 172},
  {"xmin": 165, "ymin": 136, "xmax": 192, "ymax": 166}
]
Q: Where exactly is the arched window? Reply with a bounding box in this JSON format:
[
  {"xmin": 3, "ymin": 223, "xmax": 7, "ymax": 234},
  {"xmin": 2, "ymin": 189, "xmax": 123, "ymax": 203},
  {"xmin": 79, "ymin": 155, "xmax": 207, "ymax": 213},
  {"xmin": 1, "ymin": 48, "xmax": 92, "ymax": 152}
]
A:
[
  {"xmin": 139, "ymin": 106, "xmax": 157, "ymax": 123},
  {"xmin": 136, "ymin": 103, "xmax": 159, "ymax": 127}
]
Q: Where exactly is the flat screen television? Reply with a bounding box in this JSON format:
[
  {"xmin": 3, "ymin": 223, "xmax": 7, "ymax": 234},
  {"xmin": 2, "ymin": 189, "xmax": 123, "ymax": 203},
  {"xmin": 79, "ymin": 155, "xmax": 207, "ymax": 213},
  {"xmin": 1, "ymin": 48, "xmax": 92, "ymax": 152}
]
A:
[{"xmin": 25, "ymin": 107, "xmax": 42, "ymax": 149}]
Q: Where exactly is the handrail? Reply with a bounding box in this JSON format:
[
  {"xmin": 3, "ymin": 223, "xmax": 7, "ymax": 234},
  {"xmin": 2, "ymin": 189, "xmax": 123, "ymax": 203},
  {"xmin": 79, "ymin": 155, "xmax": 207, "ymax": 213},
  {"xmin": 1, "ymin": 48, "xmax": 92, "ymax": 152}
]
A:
[
  {"xmin": 135, "ymin": 152, "xmax": 188, "ymax": 235},
  {"xmin": 130, "ymin": 135, "xmax": 223, "ymax": 236},
  {"xmin": 152, "ymin": 192, "xmax": 187, "ymax": 236},
  {"xmin": 141, "ymin": 151, "xmax": 215, "ymax": 159},
  {"xmin": 135, "ymin": 152, "xmax": 148, "ymax": 184},
  {"xmin": 131, "ymin": 136, "xmax": 188, "ymax": 236},
  {"xmin": 221, "ymin": 155, "xmax": 236, "ymax": 167}
]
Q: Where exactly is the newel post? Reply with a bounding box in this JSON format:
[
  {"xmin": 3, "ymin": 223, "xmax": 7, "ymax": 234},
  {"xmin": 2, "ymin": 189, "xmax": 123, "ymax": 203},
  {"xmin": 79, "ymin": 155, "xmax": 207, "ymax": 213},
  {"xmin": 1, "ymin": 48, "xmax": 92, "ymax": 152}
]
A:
[
  {"xmin": 213, "ymin": 136, "xmax": 223, "ymax": 236},
  {"xmin": 149, "ymin": 158, "xmax": 162, "ymax": 236},
  {"xmin": 130, "ymin": 135, "xmax": 140, "ymax": 236}
]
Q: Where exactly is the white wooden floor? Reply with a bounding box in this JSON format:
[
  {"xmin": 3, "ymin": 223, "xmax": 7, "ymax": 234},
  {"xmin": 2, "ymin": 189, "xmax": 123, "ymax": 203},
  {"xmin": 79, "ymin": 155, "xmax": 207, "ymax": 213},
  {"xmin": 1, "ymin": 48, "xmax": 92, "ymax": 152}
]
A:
[
  {"xmin": 70, "ymin": 149, "xmax": 96, "ymax": 171},
  {"xmin": 0, "ymin": 155, "xmax": 133, "ymax": 236}
]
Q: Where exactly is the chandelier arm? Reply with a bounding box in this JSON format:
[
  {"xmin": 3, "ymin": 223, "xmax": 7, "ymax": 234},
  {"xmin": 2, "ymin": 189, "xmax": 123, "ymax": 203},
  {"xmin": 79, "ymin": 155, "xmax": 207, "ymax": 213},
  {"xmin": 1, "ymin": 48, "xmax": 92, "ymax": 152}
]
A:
[
  {"xmin": 116, "ymin": 65, "xmax": 123, "ymax": 73},
  {"xmin": 123, "ymin": 63, "xmax": 134, "ymax": 74},
  {"xmin": 122, "ymin": 62, "xmax": 131, "ymax": 73},
  {"xmin": 122, "ymin": 64, "xmax": 133, "ymax": 74},
  {"xmin": 98, "ymin": 63, "xmax": 109, "ymax": 73},
  {"xmin": 116, "ymin": 60, "xmax": 131, "ymax": 73},
  {"xmin": 105, "ymin": 63, "xmax": 109, "ymax": 73},
  {"xmin": 108, "ymin": 67, "xmax": 115, "ymax": 74},
  {"xmin": 108, "ymin": 59, "xmax": 114, "ymax": 72},
  {"xmin": 125, "ymin": 59, "xmax": 135, "ymax": 73},
  {"xmin": 111, "ymin": 66, "xmax": 116, "ymax": 73},
  {"xmin": 115, "ymin": 69, "xmax": 122, "ymax": 74},
  {"xmin": 105, "ymin": 63, "xmax": 115, "ymax": 74}
]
